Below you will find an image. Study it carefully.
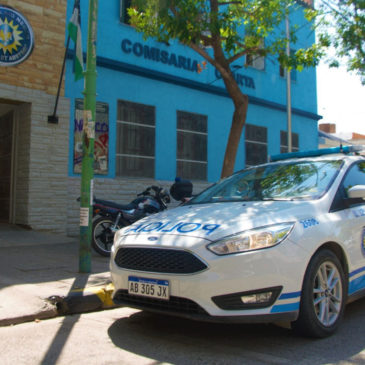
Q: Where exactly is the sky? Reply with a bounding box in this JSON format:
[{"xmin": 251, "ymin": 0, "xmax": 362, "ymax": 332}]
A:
[{"xmin": 316, "ymin": 62, "xmax": 365, "ymax": 136}]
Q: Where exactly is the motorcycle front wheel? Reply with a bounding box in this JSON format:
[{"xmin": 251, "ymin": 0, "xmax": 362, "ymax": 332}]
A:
[{"xmin": 92, "ymin": 217, "xmax": 124, "ymax": 257}]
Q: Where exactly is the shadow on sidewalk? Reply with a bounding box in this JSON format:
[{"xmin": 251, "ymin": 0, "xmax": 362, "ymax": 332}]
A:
[{"xmin": 0, "ymin": 223, "xmax": 110, "ymax": 289}]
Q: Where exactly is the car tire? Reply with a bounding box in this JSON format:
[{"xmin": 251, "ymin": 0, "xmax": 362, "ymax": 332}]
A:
[{"xmin": 292, "ymin": 249, "xmax": 347, "ymax": 338}]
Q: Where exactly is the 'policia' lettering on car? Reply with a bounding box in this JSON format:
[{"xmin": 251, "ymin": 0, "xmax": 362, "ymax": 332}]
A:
[{"xmin": 125, "ymin": 221, "xmax": 221, "ymax": 235}]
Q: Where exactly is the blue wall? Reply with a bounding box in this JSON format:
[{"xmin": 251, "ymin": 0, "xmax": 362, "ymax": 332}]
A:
[{"xmin": 65, "ymin": 0, "xmax": 320, "ymax": 182}]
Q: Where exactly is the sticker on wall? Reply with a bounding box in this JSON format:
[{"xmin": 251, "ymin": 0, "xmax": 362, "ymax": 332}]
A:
[{"xmin": 0, "ymin": 5, "xmax": 34, "ymax": 66}]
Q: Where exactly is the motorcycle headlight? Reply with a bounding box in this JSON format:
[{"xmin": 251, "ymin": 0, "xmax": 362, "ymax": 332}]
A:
[{"xmin": 207, "ymin": 223, "xmax": 295, "ymax": 255}]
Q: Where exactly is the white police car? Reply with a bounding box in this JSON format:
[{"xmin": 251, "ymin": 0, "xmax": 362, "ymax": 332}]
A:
[{"xmin": 110, "ymin": 146, "xmax": 365, "ymax": 338}]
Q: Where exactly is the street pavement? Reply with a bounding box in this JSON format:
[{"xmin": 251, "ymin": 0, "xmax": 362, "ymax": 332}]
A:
[{"xmin": 0, "ymin": 223, "xmax": 116, "ymax": 326}]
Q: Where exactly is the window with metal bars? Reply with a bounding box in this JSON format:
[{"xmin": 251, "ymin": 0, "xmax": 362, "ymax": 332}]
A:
[
  {"xmin": 280, "ymin": 130, "xmax": 299, "ymax": 153},
  {"xmin": 177, "ymin": 111, "xmax": 207, "ymax": 180},
  {"xmin": 245, "ymin": 124, "xmax": 268, "ymax": 166},
  {"xmin": 116, "ymin": 100, "xmax": 155, "ymax": 178}
]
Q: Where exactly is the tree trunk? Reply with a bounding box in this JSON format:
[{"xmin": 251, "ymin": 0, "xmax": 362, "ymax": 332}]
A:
[{"xmin": 220, "ymin": 84, "xmax": 249, "ymax": 178}]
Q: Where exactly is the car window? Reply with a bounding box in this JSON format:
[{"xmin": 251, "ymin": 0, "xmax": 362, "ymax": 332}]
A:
[
  {"xmin": 342, "ymin": 162, "xmax": 365, "ymax": 198},
  {"xmin": 189, "ymin": 159, "xmax": 343, "ymax": 204},
  {"xmin": 330, "ymin": 161, "xmax": 365, "ymax": 211}
]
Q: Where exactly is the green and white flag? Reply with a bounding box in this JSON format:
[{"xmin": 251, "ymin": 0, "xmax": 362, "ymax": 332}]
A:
[{"xmin": 68, "ymin": 0, "xmax": 84, "ymax": 81}]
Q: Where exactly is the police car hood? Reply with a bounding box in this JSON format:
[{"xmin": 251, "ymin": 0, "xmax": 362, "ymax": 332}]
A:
[{"xmin": 120, "ymin": 200, "xmax": 323, "ymax": 242}]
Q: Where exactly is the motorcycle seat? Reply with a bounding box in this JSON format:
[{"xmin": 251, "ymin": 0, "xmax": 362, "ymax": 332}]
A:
[{"xmin": 94, "ymin": 198, "xmax": 137, "ymax": 211}]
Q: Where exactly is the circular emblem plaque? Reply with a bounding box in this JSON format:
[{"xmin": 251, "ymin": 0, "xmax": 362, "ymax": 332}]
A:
[{"xmin": 0, "ymin": 6, "xmax": 34, "ymax": 66}]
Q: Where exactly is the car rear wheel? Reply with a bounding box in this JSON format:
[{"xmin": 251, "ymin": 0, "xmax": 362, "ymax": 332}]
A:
[{"xmin": 292, "ymin": 249, "xmax": 346, "ymax": 338}]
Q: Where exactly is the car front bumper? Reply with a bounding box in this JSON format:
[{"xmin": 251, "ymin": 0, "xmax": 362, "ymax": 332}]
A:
[{"xmin": 110, "ymin": 236, "xmax": 308, "ymax": 323}]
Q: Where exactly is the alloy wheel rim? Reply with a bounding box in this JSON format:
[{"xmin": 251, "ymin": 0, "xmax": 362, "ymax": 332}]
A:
[{"xmin": 313, "ymin": 261, "xmax": 342, "ymax": 327}]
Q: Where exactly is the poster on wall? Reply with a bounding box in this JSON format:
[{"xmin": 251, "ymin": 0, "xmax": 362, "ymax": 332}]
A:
[{"xmin": 74, "ymin": 99, "xmax": 109, "ymax": 174}]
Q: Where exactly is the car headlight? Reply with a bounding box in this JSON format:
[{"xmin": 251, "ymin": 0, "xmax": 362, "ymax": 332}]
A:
[{"xmin": 207, "ymin": 223, "xmax": 295, "ymax": 255}]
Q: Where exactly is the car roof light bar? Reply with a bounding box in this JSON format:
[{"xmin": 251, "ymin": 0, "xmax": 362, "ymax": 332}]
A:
[{"xmin": 270, "ymin": 145, "xmax": 365, "ymax": 162}]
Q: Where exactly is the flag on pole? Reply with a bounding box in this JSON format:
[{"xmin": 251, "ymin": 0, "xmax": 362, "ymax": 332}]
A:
[{"xmin": 68, "ymin": 0, "xmax": 84, "ymax": 81}]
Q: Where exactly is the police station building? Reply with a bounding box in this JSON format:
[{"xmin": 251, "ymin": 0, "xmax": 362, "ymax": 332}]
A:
[
  {"xmin": 0, "ymin": 0, "xmax": 320, "ymax": 235},
  {"xmin": 68, "ymin": 1, "xmax": 319, "ymax": 181}
]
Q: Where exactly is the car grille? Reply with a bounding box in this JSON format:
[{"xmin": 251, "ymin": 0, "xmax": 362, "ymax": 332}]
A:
[
  {"xmin": 113, "ymin": 289, "xmax": 209, "ymax": 317},
  {"xmin": 114, "ymin": 247, "xmax": 208, "ymax": 274}
]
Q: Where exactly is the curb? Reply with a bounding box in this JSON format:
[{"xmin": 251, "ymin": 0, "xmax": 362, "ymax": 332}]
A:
[
  {"xmin": 49, "ymin": 283, "xmax": 118, "ymax": 315},
  {"xmin": 0, "ymin": 284, "xmax": 118, "ymax": 327},
  {"xmin": 0, "ymin": 303, "xmax": 58, "ymax": 327}
]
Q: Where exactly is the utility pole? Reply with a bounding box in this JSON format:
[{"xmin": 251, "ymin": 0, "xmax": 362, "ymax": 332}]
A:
[
  {"xmin": 79, "ymin": 0, "xmax": 98, "ymax": 273},
  {"xmin": 286, "ymin": 13, "xmax": 292, "ymax": 153}
]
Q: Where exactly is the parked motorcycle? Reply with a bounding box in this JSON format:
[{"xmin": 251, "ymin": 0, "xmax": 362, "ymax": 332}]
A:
[{"xmin": 91, "ymin": 186, "xmax": 171, "ymax": 256}]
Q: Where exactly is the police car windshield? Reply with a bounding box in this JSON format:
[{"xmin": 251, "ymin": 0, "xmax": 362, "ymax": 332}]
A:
[{"xmin": 189, "ymin": 159, "xmax": 343, "ymax": 204}]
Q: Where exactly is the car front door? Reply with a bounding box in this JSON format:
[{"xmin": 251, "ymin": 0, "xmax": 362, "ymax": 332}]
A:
[{"xmin": 330, "ymin": 161, "xmax": 365, "ymax": 296}]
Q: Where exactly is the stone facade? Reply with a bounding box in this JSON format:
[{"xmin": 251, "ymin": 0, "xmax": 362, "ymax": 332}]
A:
[
  {"xmin": 0, "ymin": 1, "xmax": 70, "ymax": 232},
  {"xmin": 0, "ymin": 83, "xmax": 70, "ymax": 233}
]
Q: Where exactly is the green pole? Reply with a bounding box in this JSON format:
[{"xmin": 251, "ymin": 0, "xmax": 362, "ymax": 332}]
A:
[{"xmin": 79, "ymin": 0, "xmax": 98, "ymax": 273}]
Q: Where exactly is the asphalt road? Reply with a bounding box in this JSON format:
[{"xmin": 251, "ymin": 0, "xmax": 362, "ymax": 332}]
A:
[{"xmin": 1, "ymin": 298, "xmax": 365, "ymax": 365}]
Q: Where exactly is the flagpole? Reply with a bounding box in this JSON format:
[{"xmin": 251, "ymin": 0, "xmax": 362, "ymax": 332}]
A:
[
  {"xmin": 48, "ymin": 36, "xmax": 71, "ymax": 124},
  {"xmin": 79, "ymin": 0, "xmax": 98, "ymax": 273}
]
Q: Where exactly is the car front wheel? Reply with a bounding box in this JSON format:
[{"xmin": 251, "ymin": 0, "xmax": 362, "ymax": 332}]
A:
[{"xmin": 292, "ymin": 249, "xmax": 347, "ymax": 338}]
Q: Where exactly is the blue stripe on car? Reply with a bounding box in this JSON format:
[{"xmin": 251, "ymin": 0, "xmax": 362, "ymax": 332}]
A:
[
  {"xmin": 349, "ymin": 265, "xmax": 365, "ymax": 278},
  {"xmin": 278, "ymin": 291, "xmax": 301, "ymax": 300},
  {"xmin": 349, "ymin": 274, "xmax": 365, "ymax": 295},
  {"xmin": 271, "ymin": 302, "xmax": 300, "ymax": 313},
  {"xmin": 270, "ymin": 291, "xmax": 301, "ymax": 313}
]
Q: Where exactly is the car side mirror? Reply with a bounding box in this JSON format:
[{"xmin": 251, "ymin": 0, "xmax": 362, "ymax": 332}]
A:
[{"xmin": 348, "ymin": 185, "xmax": 365, "ymax": 199}]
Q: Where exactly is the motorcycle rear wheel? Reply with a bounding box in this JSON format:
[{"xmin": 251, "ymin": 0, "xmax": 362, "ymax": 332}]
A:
[{"xmin": 92, "ymin": 217, "xmax": 124, "ymax": 257}]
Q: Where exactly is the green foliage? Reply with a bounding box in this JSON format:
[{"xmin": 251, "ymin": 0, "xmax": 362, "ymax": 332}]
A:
[
  {"xmin": 316, "ymin": 0, "xmax": 365, "ymax": 84},
  {"xmin": 129, "ymin": 0, "xmax": 322, "ymax": 72},
  {"xmin": 128, "ymin": 0, "xmax": 324, "ymax": 177}
]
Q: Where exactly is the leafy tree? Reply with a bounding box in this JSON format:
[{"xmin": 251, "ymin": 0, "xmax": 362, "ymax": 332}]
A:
[
  {"xmin": 316, "ymin": 0, "xmax": 365, "ymax": 84},
  {"xmin": 129, "ymin": 0, "xmax": 323, "ymax": 178}
]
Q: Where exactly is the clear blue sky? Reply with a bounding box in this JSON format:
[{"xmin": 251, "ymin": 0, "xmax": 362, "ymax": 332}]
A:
[{"xmin": 317, "ymin": 62, "xmax": 365, "ymax": 135}]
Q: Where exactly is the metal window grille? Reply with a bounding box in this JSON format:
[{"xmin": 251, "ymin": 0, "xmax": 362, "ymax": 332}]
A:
[
  {"xmin": 177, "ymin": 111, "xmax": 207, "ymax": 180},
  {"xmin": 245, "ymin": 124, "xmax": 268, "ymax": 167},
  {"xmin": 280, "ymin": 130, "xmax": 299, "ymax": 153},
  {"xmin": 116, "ymin": 100, "xmax": 155, "ymax": 178}
]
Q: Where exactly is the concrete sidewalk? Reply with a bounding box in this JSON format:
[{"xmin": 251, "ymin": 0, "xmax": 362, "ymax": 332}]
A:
[{"xmin": 0, "ymin": 223, "xmax": 116, "ymax": 326}]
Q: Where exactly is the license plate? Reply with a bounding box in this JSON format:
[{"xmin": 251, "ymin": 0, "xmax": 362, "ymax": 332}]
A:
[{"xmin": 128, "ymin": 276, "xmax": 169, "ymax": 300}]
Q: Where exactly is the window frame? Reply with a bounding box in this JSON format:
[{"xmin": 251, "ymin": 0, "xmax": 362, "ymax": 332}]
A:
[
  {"xmin": 245, "ymin": 39, "xmax": 265, "ymax": 71},
  {"xmin": 245, "ymin": 54, "xmax": 265, "ymax": 71},
  {"xmin": 176, "ymin": 110, "xmax": 208, "ymax": 181},
  {"xmin": 245, "ymin": 124, "xmax": 268, "ymax": 167},
  {"xmin": 280, "ymin": 130, "xmax": 299, "ymax": 153},
  {"xmin": 116, "ymin": 99, "xmax": 156, "ymax": 178},
  {"xmin": 120, "ymin": 0, "xmax": 132, "ymax": 24},
  {"xmin": 279, "ymin": 49, "xmax": 297, "ymax": 82}
]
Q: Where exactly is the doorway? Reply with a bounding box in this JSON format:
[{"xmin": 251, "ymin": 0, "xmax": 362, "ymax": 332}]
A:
[{"xmin": 0, "ymin": 111, "xmax": 14, "ymax": 222}]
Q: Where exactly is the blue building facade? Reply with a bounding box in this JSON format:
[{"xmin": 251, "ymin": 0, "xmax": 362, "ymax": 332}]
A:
[{"xmin": 65, "ymin": 0, "xmax": 320, "ymax": 184}]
